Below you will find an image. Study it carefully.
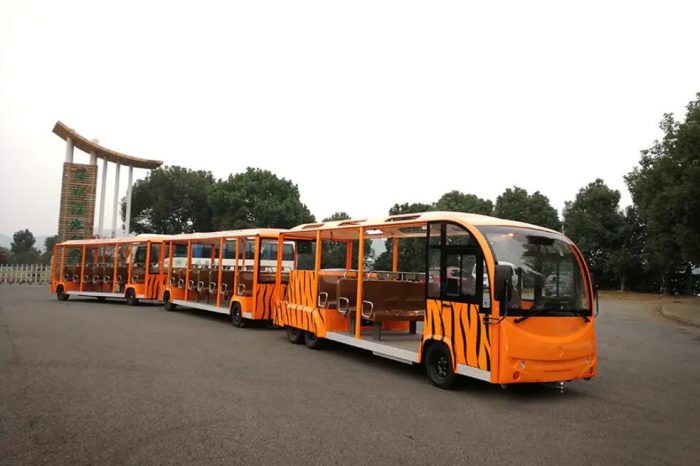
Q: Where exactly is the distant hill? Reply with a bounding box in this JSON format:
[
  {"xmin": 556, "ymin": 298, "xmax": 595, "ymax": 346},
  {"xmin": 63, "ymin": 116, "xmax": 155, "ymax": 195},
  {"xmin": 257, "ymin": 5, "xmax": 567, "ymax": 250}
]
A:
[{"xmin": 0, "ymin": 234, "xmax": 10, "ymax": 249}]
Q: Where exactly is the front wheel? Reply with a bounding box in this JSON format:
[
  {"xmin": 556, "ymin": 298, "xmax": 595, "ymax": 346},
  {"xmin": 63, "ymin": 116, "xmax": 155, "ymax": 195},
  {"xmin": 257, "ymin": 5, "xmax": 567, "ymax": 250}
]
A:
[
  {"xmin": 230, "ymin": 302, "xmax": 245, "ymax": 328},
  {"xmin": 286, "ymin": 326, "xmax": 305, "ymax": 344},
  {"xmin": 125, "ymin": 289, "xmax": 139, "ymax": 306},
  {"xmin": 304, "ymin": 331, "xmax": 325, "ymax": 350},
  {"xmin": 424, "ymin": 344, "xmax": 458, "ymax": 389},
  {"xmin": 56, "ymin": 286, "xmax": 69, "ymax": 301}
]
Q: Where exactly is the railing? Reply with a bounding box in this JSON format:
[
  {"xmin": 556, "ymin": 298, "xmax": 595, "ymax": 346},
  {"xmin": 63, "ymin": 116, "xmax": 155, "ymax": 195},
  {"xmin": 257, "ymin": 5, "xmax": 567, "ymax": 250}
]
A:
[{"xmin": 0, "ymin": 264, "xmax": 52, "ymax": 285}]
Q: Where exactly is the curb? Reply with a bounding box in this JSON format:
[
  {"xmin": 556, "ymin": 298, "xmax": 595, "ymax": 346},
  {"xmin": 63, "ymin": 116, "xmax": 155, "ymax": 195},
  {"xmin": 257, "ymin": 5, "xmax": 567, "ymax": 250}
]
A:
[{"xmin": 660, "ymin": 305, "xmax": 700, "ymax": 328}]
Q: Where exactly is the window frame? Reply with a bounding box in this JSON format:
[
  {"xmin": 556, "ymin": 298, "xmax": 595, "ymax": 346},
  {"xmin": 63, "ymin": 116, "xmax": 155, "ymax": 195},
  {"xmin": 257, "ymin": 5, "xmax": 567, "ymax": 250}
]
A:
[{"xmin": 425, "ymin": 221, "xmax": 486, "ymax": 308}]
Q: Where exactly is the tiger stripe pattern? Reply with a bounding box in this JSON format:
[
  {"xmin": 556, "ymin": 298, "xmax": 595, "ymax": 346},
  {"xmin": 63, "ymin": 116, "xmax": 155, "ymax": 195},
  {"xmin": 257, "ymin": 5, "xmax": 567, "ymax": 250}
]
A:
[
  {"xmin": 145, "ymin": 274, "xmax": 165, "ymax": 299},
  {"xmin": 424, "ymin": 299, "xmax": 492, "ymax": 372},
  {"xmin": 254, "ymin": 284, "xmax": 277, "ymax": 320},
  {"xmin": 273, "ymin": 271, "xmax": 325, "ymax": 336}
]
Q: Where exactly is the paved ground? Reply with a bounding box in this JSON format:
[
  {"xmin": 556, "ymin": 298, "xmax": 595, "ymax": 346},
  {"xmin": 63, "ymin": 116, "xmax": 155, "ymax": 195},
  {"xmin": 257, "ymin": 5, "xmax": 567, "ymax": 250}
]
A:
[{"xmin": 1, "ymin": 287, "xmax": 699, "ymax": 465}]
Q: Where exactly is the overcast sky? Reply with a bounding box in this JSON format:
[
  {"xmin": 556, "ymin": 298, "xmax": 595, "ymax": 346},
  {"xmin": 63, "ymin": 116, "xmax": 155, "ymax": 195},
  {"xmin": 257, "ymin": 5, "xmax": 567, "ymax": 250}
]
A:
[{"xmin": 1, "ymin": 0, "xmax": 699, "ymax": 238}]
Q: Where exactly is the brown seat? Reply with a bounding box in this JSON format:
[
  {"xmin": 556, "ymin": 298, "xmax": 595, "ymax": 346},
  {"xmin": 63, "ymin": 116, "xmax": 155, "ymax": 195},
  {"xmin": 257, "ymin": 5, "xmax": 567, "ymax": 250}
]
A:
[
  {"xmin": 362, "ymin": 280, "xmax": 425, "ymax": 322},
  {"xmin": 238, "ymin": 271, "xmax": 254, "ymax": 296},
  {"xmin": 318, "ymin": 274, "xmax": 341, "ymax": 308},
  {"xmin": 337, "ymin": 278, "xmax": 358, "ymax": 315},
  {"xmin": 220, "ymin": 269, "xmax": 234, "ymax": 303},
  {"xmin": 131, "ymin": 265, "xmax": 146, "ymax": 284}
]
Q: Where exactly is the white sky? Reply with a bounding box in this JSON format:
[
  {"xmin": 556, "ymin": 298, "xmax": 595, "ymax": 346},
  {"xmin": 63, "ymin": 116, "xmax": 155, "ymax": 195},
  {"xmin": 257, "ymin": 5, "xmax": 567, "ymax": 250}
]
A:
[{"xmin": 1, "ymin": 0, "xmax": 699, "ymax": 237}]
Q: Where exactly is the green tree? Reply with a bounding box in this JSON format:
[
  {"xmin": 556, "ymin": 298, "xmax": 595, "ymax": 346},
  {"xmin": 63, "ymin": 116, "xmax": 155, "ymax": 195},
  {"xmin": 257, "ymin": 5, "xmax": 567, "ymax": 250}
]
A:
[
  {"xmin": 0, "ymin": 246, "xmax": 10, "ymax": 265},
  {"xmin": 11, "ymin": 229, "xmax": 36, "ymax": 254},
  {"xmin": 10, "ymin": 229, "xmax": 41, "ymax": 264},
  {"xmin": 626, "ymin": 94, "xmax": 700, "ymax": 294},
  {"xmin": 495, "ymin": 187, "xmax": 561, "ymax": 230},
  {"xmin": 388, "ymin": 202, "xmax": 434, "ymax": 215},
  {"xmin": 434, "ymin": 190, "xmax": 493, "ymax": 215},
  {"xmin": 321, "ymin": 212, "xmax": 351, "ymax": 269},
  {"xmin": 209, "ymin": 167, "xmax": 315, "ymax": 229},
  {"xmin": 125, "ymin": 166, "xmax": 216, "ymax": 234},
  {"xmin": 608, "ymin": 207, "xmax": 645, "ymax": 291},
  {"xmin": 376, "ymin": 204, "xmax": 430, "ymax": 272},
  {"xmin": 41, "ymin": 235, "xmax": 58, "ymax": 265},
  {"xmin": 562, "ymin": 180, "xmax": 625, "ymax": 287}
]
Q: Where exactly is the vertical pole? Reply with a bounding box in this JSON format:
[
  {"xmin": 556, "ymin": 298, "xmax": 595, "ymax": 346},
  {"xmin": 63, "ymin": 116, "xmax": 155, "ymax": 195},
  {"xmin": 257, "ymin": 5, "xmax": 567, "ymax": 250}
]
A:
[
  {"xmin": 314, "ymin": 230, "xmax": 322, "ymax": 307},
  {"xmin": 111, "ymin": 162, "xmax": 121, "ymax": 237},
  {"xmin": 125, "ymin": 166, "xmax": 134, "ymax": 234},
  {"xmin": 184, "ymin": 240, "xmax": 192, "ymax": 301},
  {"xmin": 252, "ymin": 236, "xmax": 260, "ymax": 318},
  {"xmin": 166, "ymin": 241, "xmax": 173, "ymax": 295},
  {"xmin": 79, "ymin": 244, "xmax": 86, "ymax": 292},
  {"xmin": 65, "ymin": 137, "xmax": 74, "ymax": 163},
  {"xmin": 346, "ymin": 240, "xmax": 353, "ymax": 270},
  {"xmin": 59, "ymin": 245, "xmax": 65, "ymax": 286},
  {"xmin": 145, "ymin": 242, "xmax": 151, "ymax": 298},
  {"xmin": 97, "ymin": 158, "xmax": 108, "ymax": 237},
  {"xmin": 233, "ymin": 238, "xmax": 240, "ymax": 305},
  {"xmin": 112, "ymin": 244, "xmax": 118, "ymax": 293},
  {"xmin": 355, "ymin": 227, "xmax": 365, "ymax": 339},
  {"xmin": 127, "ymin": 243, "xmax": 134, "ymax": 287},
  {"xmin": 216, "ymin": 237, "xmax": 224, "ymax": 308},
  {"xmin": 275, "ymin": 235, "xmax": 284, "ymax": 301},
  {"xmin": 392, "ymin": 238, "xmax": 399, "ymax": 273},
  {"xmin": 89, "ymin": 151, "xmax": 97, "ymax": 166}
]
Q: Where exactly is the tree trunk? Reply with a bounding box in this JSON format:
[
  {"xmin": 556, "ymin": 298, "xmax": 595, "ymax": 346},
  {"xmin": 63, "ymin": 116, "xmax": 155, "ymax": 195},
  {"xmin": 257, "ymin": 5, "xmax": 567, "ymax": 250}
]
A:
[
  {"xmin": 685, "ymin": 264, "xmax": 694, "ymax": 296},
  {"xmin": 619, "ymin": 273, "xmax": 626, "ymax": 292},
  {"xmin": 660, "ymin": 272, "xmax": 666, "ymax": 294}
]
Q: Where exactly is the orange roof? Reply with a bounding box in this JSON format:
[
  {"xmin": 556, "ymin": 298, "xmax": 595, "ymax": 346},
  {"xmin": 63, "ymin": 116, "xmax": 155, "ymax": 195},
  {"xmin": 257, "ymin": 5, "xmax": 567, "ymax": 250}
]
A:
[
  {"xmin": 289, "ymin": 211, "xmax": 560, "ymax": 237},
  {"xmin": 53, "ymin": 121, "xmax": 163, "ymax": 169},
  {"xmin": 164, "ymin": 229, "xmax": 288, "ymax": 242},
  {"xmin": 58, "ymin": 234, "xmax": 171, "ymax": 246}
]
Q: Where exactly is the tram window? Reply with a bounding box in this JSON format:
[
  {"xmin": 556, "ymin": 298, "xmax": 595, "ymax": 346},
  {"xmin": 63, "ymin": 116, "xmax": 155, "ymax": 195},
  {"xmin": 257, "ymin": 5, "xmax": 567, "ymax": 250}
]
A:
[
  {"xmin": 223, "ymin": 241, "xmax": 236, "ymax": 259},
  {"xmin": 427, "ymin": 222, "xmax": 483, "ymax": 304},
  {"xmin": 295, "ymin": 240, "xmax": 316, "ymax": 271},
  {"xmin": 149, "ymin": 244, "xmax": 161, "ymax": 271},
  {"xmin": 132, "ymin": 245, "xmax": 147, "ymax": 266}
]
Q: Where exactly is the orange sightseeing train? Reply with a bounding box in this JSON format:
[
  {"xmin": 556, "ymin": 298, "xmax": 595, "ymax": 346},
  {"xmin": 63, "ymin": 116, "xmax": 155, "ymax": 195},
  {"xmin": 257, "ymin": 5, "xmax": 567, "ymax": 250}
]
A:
[
  {"xmin": 159, "ymin": 229, "xmax": 290, "ymax": 326},
  {"xmin": 272, "ymin": 212, "xmax": 597, "ymax": 388},
  {"xmin": 50, "ymin": 212, "xmax": 597, "ymax": 389},
  {"xmin": 51, "ymin": 235, "xmax": 169, "ymax": 305}
]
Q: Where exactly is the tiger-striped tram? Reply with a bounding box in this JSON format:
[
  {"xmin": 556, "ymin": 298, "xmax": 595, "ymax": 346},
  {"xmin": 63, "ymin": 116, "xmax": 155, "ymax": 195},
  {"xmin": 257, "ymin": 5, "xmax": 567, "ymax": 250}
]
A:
[
  {"xmin": 273, "ymin": 211, "xmax": 597, "ymax": 389},
  {"xmin": 160, "ymin": 229, "xmax": 293, "ymax": 327},
  {"xmin": 51, "ymin": 235, "xmax": 169, "ymax": 305}
]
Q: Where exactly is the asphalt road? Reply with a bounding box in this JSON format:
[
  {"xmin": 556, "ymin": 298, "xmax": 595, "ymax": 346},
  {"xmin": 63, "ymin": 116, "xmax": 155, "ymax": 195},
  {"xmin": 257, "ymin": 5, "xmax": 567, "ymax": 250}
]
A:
[{"xmin": 1, "ymin": 287, "xmax": 699, "ymax": 465}]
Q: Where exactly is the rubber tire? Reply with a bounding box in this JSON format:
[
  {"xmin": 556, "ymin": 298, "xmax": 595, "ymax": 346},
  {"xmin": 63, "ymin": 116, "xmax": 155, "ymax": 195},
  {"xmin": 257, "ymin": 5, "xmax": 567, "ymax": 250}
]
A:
[
  {"xmin": 286, "ymin": 326, "xmax": 305, "ymax": 344},
  {"xmin": 126, "ymin": 289, "xmax": 139, "ymax": 306},
  {"xmin": 164, "ymin": 293, "xmax": 177, "ymax": 311},
  {"xmin": 56, "ymin": 286, "xmax": 69, "ymax": 301},
  {"xmin": 304, "ymin": 331, "xmax": 325, "ymax": 350},
  {"xmin": 231, "ymin": 302, "xmax": 245, "ymax": 328},
  {"xmin": 425, "ymin": 343, "xmax": 458, "ymax": 389}
]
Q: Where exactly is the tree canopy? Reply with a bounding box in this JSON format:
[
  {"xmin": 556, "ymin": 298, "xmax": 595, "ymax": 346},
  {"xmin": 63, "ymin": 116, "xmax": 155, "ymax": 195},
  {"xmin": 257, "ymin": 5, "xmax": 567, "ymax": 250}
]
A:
[
  {"xmin": 125, "ymin": 166, "xmax": 215, "ymax": 234},
  {"xmin": 434, "ymin": 190, "xmax": 493, "ymax": 215},
  {"xmin": 563, "ymin": 179, "xmax": 626, "ymax": 287},
  {"xmin": 495, "ymin": 187, "xmax": 561, "ymax": 230},
  {"xmin": 388, "ymin": 202, "xmax": 434, "ymax": 215},
  {"xmin": 9, "ymin": 229, "xmax": 41, "ymax": 264},
  {"xmin": 626, "ymin": 94, "xmax": 700, "ymax": 292},
  {"xmin": 209, "ymin": 167, "xmax": 315, "ymax": 230}
]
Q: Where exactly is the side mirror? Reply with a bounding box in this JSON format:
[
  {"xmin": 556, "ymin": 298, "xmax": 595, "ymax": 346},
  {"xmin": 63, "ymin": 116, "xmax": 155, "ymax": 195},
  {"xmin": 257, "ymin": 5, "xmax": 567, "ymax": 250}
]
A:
[{"xmin": 494, "ymin": 264, "xmax": 513, "ymax": 303}]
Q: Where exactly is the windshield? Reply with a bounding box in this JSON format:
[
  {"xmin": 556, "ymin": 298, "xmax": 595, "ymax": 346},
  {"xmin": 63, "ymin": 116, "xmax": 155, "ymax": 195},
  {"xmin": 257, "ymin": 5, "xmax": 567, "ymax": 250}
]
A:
[{"xmin": 478, "ymin": 226, "xmax": 590, "ymax": 315}]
